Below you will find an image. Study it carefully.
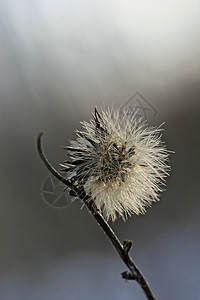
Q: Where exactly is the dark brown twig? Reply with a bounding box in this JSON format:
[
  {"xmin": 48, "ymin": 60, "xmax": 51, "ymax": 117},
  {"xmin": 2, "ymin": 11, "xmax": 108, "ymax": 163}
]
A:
[{"xmin": 36, "ymin": 132, "xmax": 156, "ymax": 300}]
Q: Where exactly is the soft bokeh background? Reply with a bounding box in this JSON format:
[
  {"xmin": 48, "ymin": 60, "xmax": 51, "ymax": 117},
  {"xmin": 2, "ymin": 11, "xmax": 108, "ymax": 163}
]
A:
[{"xmin": 1, "ymin": 0, "xmax": 200, "ymax": 299}]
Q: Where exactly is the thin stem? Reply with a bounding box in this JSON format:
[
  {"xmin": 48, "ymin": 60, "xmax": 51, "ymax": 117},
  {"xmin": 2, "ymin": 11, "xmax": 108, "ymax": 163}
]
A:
[{"xmin": 36, "ymin": 132, "xmax": 156, "ymax": 300}]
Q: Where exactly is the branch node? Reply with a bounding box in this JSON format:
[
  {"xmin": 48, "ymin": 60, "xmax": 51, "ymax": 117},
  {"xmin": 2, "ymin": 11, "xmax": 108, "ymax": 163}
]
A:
[
  {"xmin": 123, "ymin": 240, "xmax": 133, "ymax": 254},
  {"xmin": 69, "ymin": 189, "xmax": 77, "ymax": 197},
  {"xmin": 122, "ymin": 271, "xmax": 137, "ymax": 281}
]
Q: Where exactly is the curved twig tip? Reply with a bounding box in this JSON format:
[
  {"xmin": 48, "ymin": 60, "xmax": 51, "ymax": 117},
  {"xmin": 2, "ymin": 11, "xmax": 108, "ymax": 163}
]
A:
[
  {"xmin": 37, "ymin": 132, "xmax": 44, "ymax": 150},
  {"xmin": 37, "ymin": 131, "xmax": 44, "ymax": 141}
]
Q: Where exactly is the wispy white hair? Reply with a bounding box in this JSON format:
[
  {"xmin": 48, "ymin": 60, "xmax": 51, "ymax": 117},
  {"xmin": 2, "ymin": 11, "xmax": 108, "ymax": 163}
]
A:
[{"xmin": 60, "ymin": 107, "xmax": 170, "ymax": 222}]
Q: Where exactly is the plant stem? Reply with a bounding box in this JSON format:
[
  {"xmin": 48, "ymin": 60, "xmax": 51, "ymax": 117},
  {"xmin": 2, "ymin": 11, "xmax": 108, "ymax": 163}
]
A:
[{"xmin": 36, "ymin": 132, "xmax": 156, "ymax": 300}]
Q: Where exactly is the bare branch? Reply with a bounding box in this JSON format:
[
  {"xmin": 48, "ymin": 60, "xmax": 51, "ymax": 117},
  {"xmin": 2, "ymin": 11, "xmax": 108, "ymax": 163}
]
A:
[{"xmin": 36, "ymin": 133, "xmax": 156, "ymax": 300}]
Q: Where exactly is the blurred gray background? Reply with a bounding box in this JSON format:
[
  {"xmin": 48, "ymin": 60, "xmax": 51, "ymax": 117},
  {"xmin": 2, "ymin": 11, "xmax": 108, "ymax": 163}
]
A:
[{"xmin": 0, "ymin": 0, "xmax": 200, "ymax": 299}]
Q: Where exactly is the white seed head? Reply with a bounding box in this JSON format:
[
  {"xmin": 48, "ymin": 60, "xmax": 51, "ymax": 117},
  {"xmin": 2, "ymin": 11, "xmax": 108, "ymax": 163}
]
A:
[{"xmin": 61, "ymin": 106, "xmax": 170, "ymax": 222}]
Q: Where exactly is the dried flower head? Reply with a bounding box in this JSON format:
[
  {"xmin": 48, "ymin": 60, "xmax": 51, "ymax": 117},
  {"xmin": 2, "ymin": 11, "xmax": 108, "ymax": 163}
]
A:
[{"xmin": 60, "ymin": 106, "xmax": 170, "ymax": 222}]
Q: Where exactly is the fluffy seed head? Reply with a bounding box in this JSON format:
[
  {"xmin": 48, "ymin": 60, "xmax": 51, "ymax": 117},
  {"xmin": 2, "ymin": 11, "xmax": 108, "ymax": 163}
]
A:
[{"xmin": 60, "ymin": 106, "xmax": 170, "ymax": 222}]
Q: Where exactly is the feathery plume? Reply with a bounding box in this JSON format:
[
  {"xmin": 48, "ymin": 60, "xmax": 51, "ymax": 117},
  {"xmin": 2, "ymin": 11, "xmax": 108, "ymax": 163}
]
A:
[{"xmin": 60, "ymin": 106, "xmax": 170, "ymax": 221}]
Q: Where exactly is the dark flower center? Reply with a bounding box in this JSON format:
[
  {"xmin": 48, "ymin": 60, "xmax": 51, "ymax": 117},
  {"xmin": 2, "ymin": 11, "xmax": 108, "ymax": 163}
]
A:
[{"xmin": 94, "ymin": 141, "xmax": 134, "ymax": 183}]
